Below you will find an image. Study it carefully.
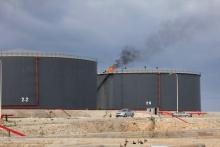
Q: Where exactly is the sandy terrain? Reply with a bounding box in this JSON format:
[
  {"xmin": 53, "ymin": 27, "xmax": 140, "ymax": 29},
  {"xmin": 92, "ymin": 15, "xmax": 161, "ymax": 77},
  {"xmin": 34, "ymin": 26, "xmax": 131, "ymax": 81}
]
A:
[{"xmin": 0, "ymin": 110, "xmax": 220, "ymax": 147}]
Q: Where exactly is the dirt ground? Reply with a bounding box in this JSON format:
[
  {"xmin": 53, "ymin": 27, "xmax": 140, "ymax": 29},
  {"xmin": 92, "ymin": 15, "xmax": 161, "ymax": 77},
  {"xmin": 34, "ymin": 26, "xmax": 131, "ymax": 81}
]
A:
[{"xmin": 0, "ymin": 110, "xmax": 220, "ymax": 147}]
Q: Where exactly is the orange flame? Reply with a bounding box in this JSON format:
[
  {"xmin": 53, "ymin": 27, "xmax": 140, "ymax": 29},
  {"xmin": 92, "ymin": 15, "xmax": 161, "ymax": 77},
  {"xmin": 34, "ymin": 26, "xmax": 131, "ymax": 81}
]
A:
[{"xmin": 105, "ymin": 64, "xmax": 117, "ymax": 73}]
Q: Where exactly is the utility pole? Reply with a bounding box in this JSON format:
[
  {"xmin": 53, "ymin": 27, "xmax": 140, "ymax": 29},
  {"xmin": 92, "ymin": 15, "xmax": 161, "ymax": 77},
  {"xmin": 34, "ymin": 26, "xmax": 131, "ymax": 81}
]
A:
[
  {"xmin": 169, "ymin": 72, "xmax": 179, "ymax": 113},
  {"xmin": 176, "ymin": 73, "xmax": 179, "ymax": 113},
  {"xmin": 0, "ymin": 60, "xmax": 2, "ymax": 119}
]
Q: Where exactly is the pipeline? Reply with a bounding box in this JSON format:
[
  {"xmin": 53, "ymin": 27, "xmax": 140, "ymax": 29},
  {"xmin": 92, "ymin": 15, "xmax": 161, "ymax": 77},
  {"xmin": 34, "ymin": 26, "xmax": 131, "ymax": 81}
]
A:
[
  {"xmin": 61, "ymin": 109, "xmax": 71, "ymax": 117},
  {"xmin": 159, "ymin": 111, "xmax": 189, "ymax": 123},
  {"xmin": 0, "ymin": 124, "xmax": 26, "ymax": 136}
]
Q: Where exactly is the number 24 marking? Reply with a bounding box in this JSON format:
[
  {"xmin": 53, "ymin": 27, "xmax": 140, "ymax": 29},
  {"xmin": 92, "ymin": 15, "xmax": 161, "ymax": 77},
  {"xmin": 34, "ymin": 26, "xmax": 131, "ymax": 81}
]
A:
[{"xmin": 21, "ymin": 97, "xmax": 29, "ymax": 103}]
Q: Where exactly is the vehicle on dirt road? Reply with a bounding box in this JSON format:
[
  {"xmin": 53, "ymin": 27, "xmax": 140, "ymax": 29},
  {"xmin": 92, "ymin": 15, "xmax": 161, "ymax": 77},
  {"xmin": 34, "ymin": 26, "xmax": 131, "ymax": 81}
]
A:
[
  {"xmin": 172, "ymin": 111, "xmax": 192, "ymax": 117},
  {"xmin": 116, "ymin": 108, "xmax": 134, "ymax": 117}
]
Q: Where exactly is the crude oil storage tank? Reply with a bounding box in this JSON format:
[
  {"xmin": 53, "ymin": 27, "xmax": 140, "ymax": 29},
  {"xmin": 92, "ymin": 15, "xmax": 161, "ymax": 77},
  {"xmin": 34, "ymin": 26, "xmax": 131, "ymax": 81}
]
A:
[
  {"xmin": 97, "ymin": 68, "xmax": 201, "ymax": 111},
  {"xmin": 0, "ymin": 50, "xmax": 97, "ymax": 109}
]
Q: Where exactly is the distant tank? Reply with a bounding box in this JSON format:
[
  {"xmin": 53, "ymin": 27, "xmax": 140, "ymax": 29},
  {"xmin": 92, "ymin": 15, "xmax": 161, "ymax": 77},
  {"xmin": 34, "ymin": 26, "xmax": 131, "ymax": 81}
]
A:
[
  {"xmin": 97, "ymin": 68, "xmax": 201, "ymax": 111},
  {"xmin": 0, "ymin": 50, "xmax": 97, "ymax": 109}
]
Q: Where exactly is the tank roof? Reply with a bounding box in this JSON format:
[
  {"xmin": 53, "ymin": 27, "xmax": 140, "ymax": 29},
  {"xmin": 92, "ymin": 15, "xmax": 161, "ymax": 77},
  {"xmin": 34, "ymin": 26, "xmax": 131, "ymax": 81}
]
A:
[
  {"xmin": 0, "ymin": 49, "xmax": 96, "ymax": 61},
  {"xmin": 99, "ymin": 68, "xmax": 201, "ymax": 76}
]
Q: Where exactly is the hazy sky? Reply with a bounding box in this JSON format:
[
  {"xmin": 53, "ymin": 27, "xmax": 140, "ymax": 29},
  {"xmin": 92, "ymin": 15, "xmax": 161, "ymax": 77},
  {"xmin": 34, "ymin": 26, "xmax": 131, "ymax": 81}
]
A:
[{"xmin": 0, "ymin": 0, "xmax": 219, "ymax": 111}]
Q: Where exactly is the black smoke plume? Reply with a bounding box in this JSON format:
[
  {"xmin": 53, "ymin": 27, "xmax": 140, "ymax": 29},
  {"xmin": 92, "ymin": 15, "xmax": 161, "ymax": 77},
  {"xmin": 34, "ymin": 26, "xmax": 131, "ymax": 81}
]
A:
[
  {"xmin": 114, "ymin": 15, "xmax": 208, "ymax": 67},
  {"xmin": 114, "ymin": 46, "xmax": 140, "ymax": 68},
  {"xmin": 144, "ymin": 17, "xmax": 202, "ymax": 55}
]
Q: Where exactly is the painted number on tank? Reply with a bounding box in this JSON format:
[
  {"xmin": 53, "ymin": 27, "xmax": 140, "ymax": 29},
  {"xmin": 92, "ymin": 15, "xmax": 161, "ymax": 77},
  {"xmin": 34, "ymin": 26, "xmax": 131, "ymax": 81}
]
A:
[{"xmin": 20, "ymin": 97, "xmax": 29, "ymax": 103}]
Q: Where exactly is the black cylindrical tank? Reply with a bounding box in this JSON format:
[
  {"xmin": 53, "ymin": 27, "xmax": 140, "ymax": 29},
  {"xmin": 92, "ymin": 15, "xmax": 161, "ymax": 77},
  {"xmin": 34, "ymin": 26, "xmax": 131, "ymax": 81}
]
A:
[
  {"xmin": 0, "ymin": 50, "xmax": 97, "ymax": 109},
  {"xmin": 97, "ymin": 69, "xmax": 201, "ymax": 111}
]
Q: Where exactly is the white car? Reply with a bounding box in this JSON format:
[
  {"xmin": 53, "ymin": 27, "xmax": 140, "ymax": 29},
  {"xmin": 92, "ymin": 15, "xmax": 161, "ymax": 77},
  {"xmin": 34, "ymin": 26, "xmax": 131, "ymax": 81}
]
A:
[
  {"xmin": 116, "ymin": 108, "xmax": 134, "ymax": 117},
  {"xmin": 172, "ymin": 111, "xmax": 192, "ymax": 117}
]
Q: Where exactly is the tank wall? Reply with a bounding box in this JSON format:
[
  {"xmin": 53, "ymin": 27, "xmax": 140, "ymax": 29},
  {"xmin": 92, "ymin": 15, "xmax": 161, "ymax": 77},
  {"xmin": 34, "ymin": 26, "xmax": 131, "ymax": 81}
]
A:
[
  {"xmin": 39, "ymin": 57, "xmax": 97, "ymax": 109},
  {"xmin": 159, "ymin": 73, "xmax": 201, "ymax": 111},
  {"xmin": 178, "ymin": 74, "xmax": 201, "ymax": 111},
  {"xmin": 1, "ymin": 57, "xmax": 36, "ymax": 106},
  {"xmin": 97, "ymin": 73, "xmax": 158, "ymax": 109},
  {"xmin": 159, "ymin": 74, "xmax": 178, "ymax": 110}
]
